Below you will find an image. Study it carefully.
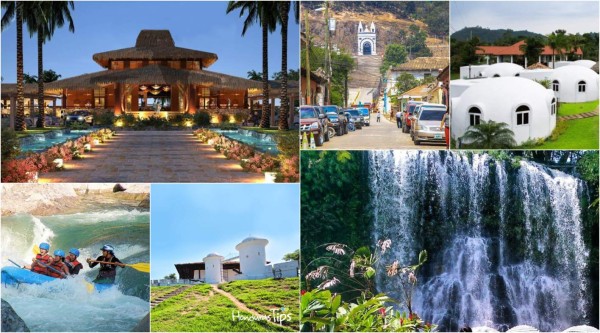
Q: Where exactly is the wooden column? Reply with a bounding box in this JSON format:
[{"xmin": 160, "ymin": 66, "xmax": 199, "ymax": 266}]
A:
[
  {"xmin": 131, "ymin": 85, "xmax": 139, "ymax": 111},
  {"xmin": 91, "ymin": 89, "xmax": 96, "ymax": 108},
  {"xmin": 188, "ymin": 85, "xmax": 197, "ymax": 114},
  {"xmin": 114, "ymin": 83, "xmax": 122, "ymax": 115}
]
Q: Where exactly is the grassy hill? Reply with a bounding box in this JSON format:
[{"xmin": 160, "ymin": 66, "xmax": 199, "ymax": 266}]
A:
[
  {"xmin": 150, "ymin": 278, "xmax": 299, "ymax": 332},
  {"xmin": 451, "ymin": 27, "xmax": 545, "ymax": 43}
]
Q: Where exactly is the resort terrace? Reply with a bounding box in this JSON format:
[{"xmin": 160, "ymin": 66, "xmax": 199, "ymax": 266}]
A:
[{"xmin": 2, "ymin": 30, "xmax": 298, "ymax": 127}]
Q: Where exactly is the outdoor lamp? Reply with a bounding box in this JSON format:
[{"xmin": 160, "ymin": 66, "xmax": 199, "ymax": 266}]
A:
[
  {"xmin": 84, "ymin": 143, "xmax": 92, "ymax": 152},
  {"xmin": 264, "ymin": 172, "xmax": 277, "ymax": 183},
  {"xmin": 53, "ymin": 159, "xmax": 64, "ymax": 168}
]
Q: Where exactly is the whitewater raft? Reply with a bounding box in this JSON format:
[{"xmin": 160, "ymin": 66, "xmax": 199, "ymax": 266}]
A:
[{"xmin": 1, "ymin": 266, "xmax": 114, "ymax": 292}]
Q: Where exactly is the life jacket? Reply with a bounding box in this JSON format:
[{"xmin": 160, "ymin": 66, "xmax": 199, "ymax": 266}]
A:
[
  {"xmin": 31, "ymin": 253, "xmax": 51, "ymax": 275},
  {"xmin": 46, "ymin": 260, "xmax": 67, "ymax": 279},
  {"xmin": 65, "ymin": 259, "xmax": 81, "ymax": 274}
]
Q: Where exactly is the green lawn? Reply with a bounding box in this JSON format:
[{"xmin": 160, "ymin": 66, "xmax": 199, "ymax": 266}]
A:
[
  {"xmin": 151, "ymin": 283, "xmax": 294, "ymax": 332},
  {"xmin": 537, "ymin": 116, "xmax": 599, "ymax": 149},
  {"xmin": 558, "ymin": 100, "xmax": 599, "ymax": 116},
  {"xmin": 15, "ymin": 126, "xmax": 64, "ymax": 138},
  {"xmin": 219, "ymin": 278, "xmax": 299, "ymax": 330}
]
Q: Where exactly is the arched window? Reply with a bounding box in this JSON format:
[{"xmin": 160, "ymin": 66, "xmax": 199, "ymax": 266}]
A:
[
  {"xmin": 552, "ymin": 80, "xmax": 559, "ymax": 92},
  {"xmin": 493, "ymin": 74, "xmax": 500, "ymax": 78},
  {"xmin": 551, "ymin": 98, "xmax": 557, "ymax": 116},
  {"xmin": 578, "ymin": 80, "xmax": 586, "ymax": 92},
  {"xmin": 516, "ymin": 105, "xmax": 530, "ymax": 125},
  {"xmin": 515, "ymin": 73, "xmax": 520, "ymax": 77},
  {"xmin": 468, "ymin": 107, "xmax": 481, "ymax": 126}
]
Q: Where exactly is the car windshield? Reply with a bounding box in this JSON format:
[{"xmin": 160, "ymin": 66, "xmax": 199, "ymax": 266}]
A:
[
  {"xmin": 357, "ymin": 108, "xmax": 369, "ymax": 115},
  {"xmin": 346, "ymin": 110, "xmax": 360, "ymax": 116},
  {"xmin": 322, "ymin": 106, "xmax": 338, "ymax": 113},
  {"xmin": 407, "ymin": 104, "xmax": 420, "ymax": 114},
  {"xmin": 73, "ymin": 111, "xmax": 87, "ymax": 115},
  {"xmin": 300, "ymin": 108, "xmax": 317, "ymax": 119},
  {"xmin": 419, "ymin": 110, "xmax": 445, "ymax": 121},
  {"xmin": 326, "ymin": 112, "xmax": 338, "ymax": 117}
]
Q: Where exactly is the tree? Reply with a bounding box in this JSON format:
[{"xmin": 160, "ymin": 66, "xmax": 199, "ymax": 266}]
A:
[
  {"xmin": 547, "ymin": 32, "xmax": 559, "ymax": 68},
  {"xmin": 461, "ymin": 120, "xmax": 517, "ymax": 149},
  {"xmin": 1, "ymin": 1, "xmax": 27, "ymax": 131},
  {"xmin": 272, "ymin": 69, "xmax": 300, "ymax": 81},
  {"xmin": 406, "ymin": 24, "xmax": 431, "ymax": 57},
  {"xmin": 227, "ymin": 1, "xmax": 278, "ymax": 129},
  {"xmin": 519, "ymin": 37, "xmax": 544, "ymax": 67},
  {"xmin": 283, "ymin": 249, "xmax": 300, "ymax": 261},
  {"xmin": 275, "ymin": 0, "xmax": 298, "ymax": 130},
  {"xmin": 247, "ymin": 69, "xmax": 262, "ymax": 81},
  {"xmin": 164, "ymin": 273, "xmax": 177, "ymax": 280},
  {"xmin": 23, "ymin": 73, "xmax": 38, "ymax": 83},
  {"xmin": 380, "ymin": 44, "xmax": 407, "ymax": 75},
  {"xmin": 22, "ymin": 69, "xmax": 62, "ymax": 83},
  {"xmin": 25, "ymin": 1, "xmax": 74, "ymax": 128},
  {"xmin": 394, "ymin": 73, "xmax": 420, "ymax": 95}
]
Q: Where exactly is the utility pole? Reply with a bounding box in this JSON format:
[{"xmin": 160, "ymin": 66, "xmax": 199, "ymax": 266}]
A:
[
  {"xmin": 324, "ymin": 0, "xmax": 332, "ymax": 105},
  {"xmin": 304, "ymin": 10, "xmax": 311, "ymax": 105}
]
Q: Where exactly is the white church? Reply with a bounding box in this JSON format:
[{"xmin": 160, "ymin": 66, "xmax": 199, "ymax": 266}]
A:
[
  {"xmin": 357, "ymin": 21, "xmax": 377, "ymax": 55},
  {"xmin": 173, "ymin": 237, "xmax": 298, "ymax": 284}
]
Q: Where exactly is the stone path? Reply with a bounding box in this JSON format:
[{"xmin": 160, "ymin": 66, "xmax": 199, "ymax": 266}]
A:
[
  {"xmin": 315, "ymin": 114, "xmax": 445, "ymax": 150},
  {"xmin": 151, "ymin": 285, "xmax": 192, "ymax": 308},
  {"xmin": 38, "ymin": 131, "xmax": 265, "ymax": 183},
  {"xmin": 558, "ymin": 109, "xmax": 599, "ymax": 121}
]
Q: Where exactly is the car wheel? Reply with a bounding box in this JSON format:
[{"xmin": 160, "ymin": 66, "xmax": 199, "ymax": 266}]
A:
[
  {"xmin": 344, "ymin": 123, "xmax": 348, "ymax": 134},
  {"xmin": 414, "ymin": 139, "xmax": 421, "ymax": 145},
  {"xmin": 316, "ymin": 131, "xmax": 324, "ymax": 146},
  {"xmin": 324, "ymin": 127, "xmax": 330, "ymax": 142}
]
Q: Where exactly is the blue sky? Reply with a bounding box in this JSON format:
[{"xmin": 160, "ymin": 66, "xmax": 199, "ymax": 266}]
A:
[
  {"xmin": 150, "ymin": 184, "xmax": 300, "ymax": 280},
  {"xmin": 451, "ymin": 1, "xmax": 599, "ymax": 35},
  {"xmin": 1, "ymin": 1, "xmax": 299, "ymax": 83}
]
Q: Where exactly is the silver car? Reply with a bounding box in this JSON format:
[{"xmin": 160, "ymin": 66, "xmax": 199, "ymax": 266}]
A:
[{"xmin": 411, "ymin": 103, "xmax": 446, "ymax": 145}]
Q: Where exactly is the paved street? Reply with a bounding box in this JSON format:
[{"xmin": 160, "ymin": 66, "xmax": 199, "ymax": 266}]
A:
[
  {"xmin": 317, "ymin": 114, "xmax": 446, "ymax": 150},
  {"xmin": 38, "ymin": 131, "xmax": 265, "ymax": 183}
]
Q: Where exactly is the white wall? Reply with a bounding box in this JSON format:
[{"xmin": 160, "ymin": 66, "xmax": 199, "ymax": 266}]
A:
[
  {"xmin": 204, "ymin": 256, "xmax": 223, "ymax": 284},
  {"xmin": 238, "ymin": 243, "xmax": 267, "ymax": 279},
  {"xmin": 460, "ymin": 65, "xmax": 489, "ymax": 79},
  {"xmin": 272, "ymin": 261, "xmax": 299, "ymax": 278}
]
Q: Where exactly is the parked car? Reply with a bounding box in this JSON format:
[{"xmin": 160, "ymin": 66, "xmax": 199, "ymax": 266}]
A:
[
  {"xmin": 402, "ymin": 101, "xmax": 423, "ymax": 133},
  {"xmin": 357, "ymin": 107, "xmax": 371, "ymax": 126},
  {"xmin": 314, "ymin": 107, "xmax": 332, "ymax": 142},
  {"xmin": 66, "ymin": 110, "xmax": 94, "ymax": 125},
  {"xmin": 300, "ymin": 105, "xmax": 325, "ymax": 146},
  {"xmin": 343, "ymin": 109, "xmax": 364, "ymax": 129},
  {"xmin": 411, "ymin": 103, "xmax": 447, "ymax": 145},
  {"xmin": 322, "ymin": 105, "xmax": 348, "ymax": 136}
]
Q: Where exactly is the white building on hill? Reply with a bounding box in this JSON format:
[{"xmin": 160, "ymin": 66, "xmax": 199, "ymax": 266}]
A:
[
  {"xmin": 357, "ymin": 21, "xmax": 377, "ymax": 55},
  {"xmin": 550, "ymin": 65, "xmax": 599, "ymax": 103}
]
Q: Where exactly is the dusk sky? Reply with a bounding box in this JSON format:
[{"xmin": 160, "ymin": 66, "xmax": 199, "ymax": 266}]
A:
[
  {"xmin": 1, "ymin": 1, "xmax": 299, "ymax": 83},
  {"xmin": 451, "ymin": 1, "xmax": 599, "ymax": 35},
  {"xmin": 150, "ymin": 184, "xmax": 300, "ymax": 280}
]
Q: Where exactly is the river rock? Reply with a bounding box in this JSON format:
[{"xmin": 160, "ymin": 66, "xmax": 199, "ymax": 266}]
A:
[
  {"xmin": 507, "ymin": 325, "xmax": 539, "ymax": 332},
  {"xmin": 1, "ymin": 299, "xmax": 30, "ymax": 332},
  {"xmin": 130, "ymin": 313, "xmax": 149, "ymax": 332},
  {"xmin": 1, "ymin": 184, "xmax": 78, "ymax": 216}
]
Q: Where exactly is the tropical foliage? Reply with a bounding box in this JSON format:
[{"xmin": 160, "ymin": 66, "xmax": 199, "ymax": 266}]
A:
[
  {"xmin": 380, "ymin": 44, "xmax": 408, "ymax": 74},
  {"xmin": 460, "ymin": 120, "xmax": 517, "ymax": 149}
]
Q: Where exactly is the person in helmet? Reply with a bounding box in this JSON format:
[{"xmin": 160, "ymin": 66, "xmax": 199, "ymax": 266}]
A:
[
  {"xmin": 45, "ymin": 249, "xmax": 69, "ymax": 279},
  {"xmin": 64, "ymin": 248, "xmax": 83, "ymax": 275},
  {"xmin": 87, "ymin": 244, "xmax": 125, "ymax": 284},
  {"xmin": 26, "ymin": 242, "xmax": 52, "ymax": 275}
]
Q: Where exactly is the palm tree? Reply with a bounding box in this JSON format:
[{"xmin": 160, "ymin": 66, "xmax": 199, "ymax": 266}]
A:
[
  {"xmin": 519, "ymin": 37, "xmax": 544, "ymax": 67},
  {"xmin": 30, "ymin": 1, "xmax": 74, "ymax": 128},
  {"xmin": 1, "ymin": 1, "xmax": 26, "ymax": 131},
  {"xmin": 226, "ymin": 1, "xmax": 277, "ymax": 129},
  {"xmin": 247, "ymin": 69, "xmax": 262, "ymax": 81},
  {"xmin": 461, "ymin": 120, "xmax": 516, "ymax": 149},
  {"xmin": 547, "ymin": 32, "xmax": 558, "ymax": 68},
  {"xmin": 275, "ymin": 1, "xmax": 299, "ymax": 131}
]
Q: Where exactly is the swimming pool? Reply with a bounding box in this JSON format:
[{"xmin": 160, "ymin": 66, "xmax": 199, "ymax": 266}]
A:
[
  {"xmin": 213, "ymin": 129, "xmax": 279, "ymax": 154},
  {"xmin": 20, "ymin": 129, "xmax": 93, "ymax": 153}
]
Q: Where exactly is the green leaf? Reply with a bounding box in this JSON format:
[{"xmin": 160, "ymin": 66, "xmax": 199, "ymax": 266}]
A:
[
  {"xmin": 418, "ymin": 250, "xmax": 428, "ymax": 265},
  {"xmin": 365, "ymin": 267, "xmax": 376, "ymax": 279}
]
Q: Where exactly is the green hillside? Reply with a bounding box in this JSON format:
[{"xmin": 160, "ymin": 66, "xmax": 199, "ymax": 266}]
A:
[{"xmin": 452, "ymin": 26, "xmax": 545, "ymax": 43}]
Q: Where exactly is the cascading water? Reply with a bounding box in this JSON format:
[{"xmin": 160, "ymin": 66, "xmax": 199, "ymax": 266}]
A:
[
  {"xmin": 369, "ymin": 151, "xmax": 592, "ymax": 332},
  {"xmin": 1, "ymin": 208, "xmax": 149, "ymax": 332}
]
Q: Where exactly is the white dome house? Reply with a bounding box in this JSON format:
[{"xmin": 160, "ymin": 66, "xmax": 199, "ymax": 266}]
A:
[
  {"xmin": 235, "ymin": 237, "xmax": 269, "ymax": 279},
  {"xmin": 550, "ymin": 65, "xmax": 599, "ymax": 103},
  {"xmin": 451, "ymin": 77, "xmax": 556, "ymax": 145},
  {"xmin": 481, "ymin": 63, "xmax": 524, "ymax": 78},
  {"xmin": 203, "ymin": 253, "xmax": 224, "ymax": 284},
  {"xmin": 570, "ymin": 59, "xmax": 597, "ymax": 69}
]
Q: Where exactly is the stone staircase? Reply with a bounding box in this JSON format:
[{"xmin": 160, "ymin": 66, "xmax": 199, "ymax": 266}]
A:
[
  {"xmin": 151, "ymin": 285, "xmax": 192, "ymax": 308},
  {"xmin": 347, "ymin": 55, "xmax": 383, "ymax": 106}
]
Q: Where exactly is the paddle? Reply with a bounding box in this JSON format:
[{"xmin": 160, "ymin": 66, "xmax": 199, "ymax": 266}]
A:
[
  {"xmin": 31, "ymin": 246, "xmax": 95, "ymax": 292},
  {"xmin": 88, "ymin": 260, "xmax": 150, "ymax": 273},
  {"xmin": 8, "ymin": 258, "xmax": 22, "ymax": 268}
]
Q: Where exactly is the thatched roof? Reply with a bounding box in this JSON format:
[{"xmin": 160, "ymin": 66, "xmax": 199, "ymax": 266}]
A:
[
  {"xmin": 45, "ymin": 71, "xmax": 111, "ymax": 92},
  {"xmin": 90, "ymin": 65, "xmax": 220, "ymax": 86},
  {"xmin": 93, "ymin": 30, "xmax": 218, "ymax": 68},
  {"xmin": 300, "ymin": 67, "xmax": 327, "ymax": 84},
  {"xmin": 1, "ymin": 83, "xmax": 61, "ymax": 97},
  {"xmin": 392, "ymin": 57, "xmax": 449, "ymax": 71},
  {"xmin": 202, "ymin": 70, "xmax": 263, "ymax": 89},
  {"xmin": 527, "ymin": 62, "xmax": 550, "ymax": 70}
]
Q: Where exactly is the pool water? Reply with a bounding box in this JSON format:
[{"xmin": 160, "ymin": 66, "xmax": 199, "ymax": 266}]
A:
[
  {"xmin": 20, "ymin": 130, "xmax": 93, "ymax": 153},
  {"xmin": 213, "ymin": 129, "xmax": 279, "ymax": 154}
]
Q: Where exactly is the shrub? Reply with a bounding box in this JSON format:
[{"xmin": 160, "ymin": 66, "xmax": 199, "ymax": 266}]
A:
[
  {"xmin": 1, "ymin": 158, "xmax": 38, "ymax": 182},
  {"xmin": 67, "ymin": 121, "xmax": 90, "ymax": 130},
  {"xmin": 234, "ymin": 111, "xmax": 245, "ymax": 123},
  {"xmin": 93, "ymin": 110, "xmax": 115, "ymax": 126},
  {"xmin": 114, "ymin": 113, "xmax": 137, "ymax": 127},
  {"xmin": 241, "ymin": 153, "xmax": 278, "ymax": 173},
  {"xmin": 217, "ymin": 113, "xmax": 228, "ymax": 124},
  {"xmin": 1, "ymin": 128, "xmax": 21, "ymax": 160},
  {"xmin": 276, "ymin": 155, "xmax": 299, "ymax": 183},
  {"xmin": 194, "ymin": 111, "xmax": 211, "ymax": 127},
  {"xmin": 275, "ymin": 131, "xmax": 299, "ymax": 157}
]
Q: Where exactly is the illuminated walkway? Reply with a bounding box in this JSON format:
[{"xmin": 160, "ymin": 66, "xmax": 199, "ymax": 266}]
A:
[{"xmin": 39, "ymin": 131, "xmax": 265, "ymax": 183}]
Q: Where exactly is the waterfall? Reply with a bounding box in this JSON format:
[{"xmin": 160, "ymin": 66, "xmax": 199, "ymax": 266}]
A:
[{"xmin": 369, "ymin": 151, "xmax": 591, "ymax": 332}]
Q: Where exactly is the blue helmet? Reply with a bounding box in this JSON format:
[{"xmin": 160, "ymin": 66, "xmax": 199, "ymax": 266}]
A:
[
  {"xmin": 54, "ymin": 249, "xmax": 65, "ymax": 258},
  {"xmin": 100, "ymin": 244, "xmax": 114, "ymax": 254},
  {"xmin": 69, "ymin": 248, "xmax": 80, "ymax": 257},
  {"xmin": 39, "ymin": 242, "xmax": 50, "ymax": 251}
]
